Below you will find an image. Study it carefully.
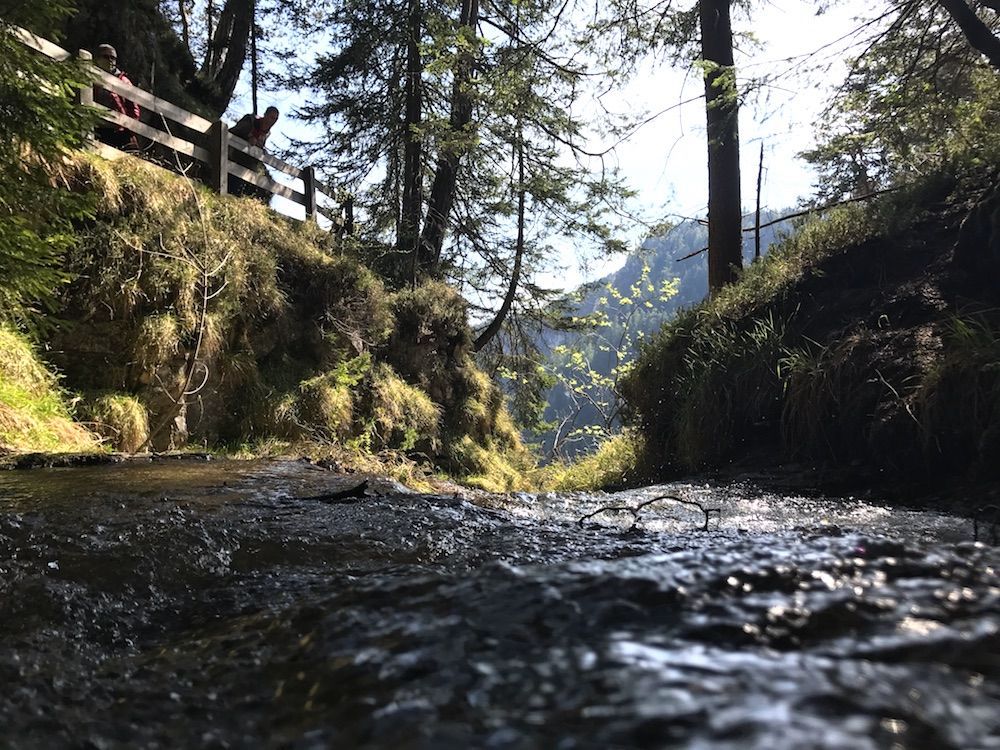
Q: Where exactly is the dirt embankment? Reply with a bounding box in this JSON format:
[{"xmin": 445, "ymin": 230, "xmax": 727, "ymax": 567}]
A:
[
  {"xmin": 0, "ymin": 155, "xmax": 531, "ymax": 491},
  {"xmin": 627, "ymin": 173, "xmax": 1000, "ymax": 510}
]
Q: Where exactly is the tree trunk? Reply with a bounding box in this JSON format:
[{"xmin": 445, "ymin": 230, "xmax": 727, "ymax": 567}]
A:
[
  {"xmin": 200, "ymin": 0, "xmax": 254, "ymax": 117},
  {"xmin": 937, "ymin": 0, "xmax": 1000, "ymax": 72},
  {"xmin": 400, "ymin": 0, "xmax": 424, "ymax": 278},
  {"xmin": 474, "ymin": 124, "xmax": 526, "ymax": 352},
  {"xmin": 178, "ymin": 0, "xmax": 191, "ymax": 50},
  {"xmin": 700, "ymin": 0, "xmax": 743, "ymax": 294},
  {"xmin": 417, "ymin": 0, "xmax": 480, "ymax": 276}
]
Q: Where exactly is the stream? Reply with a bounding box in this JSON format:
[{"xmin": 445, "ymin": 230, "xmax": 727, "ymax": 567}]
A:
[{"xmin": 0, "ymin": 458, "xmax": 998, "ymax": 748}]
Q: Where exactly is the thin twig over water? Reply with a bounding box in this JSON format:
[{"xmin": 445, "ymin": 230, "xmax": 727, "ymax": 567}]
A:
[{"xmin": 578, "ymin": 493, "xmax": 721, "ymax": 532}]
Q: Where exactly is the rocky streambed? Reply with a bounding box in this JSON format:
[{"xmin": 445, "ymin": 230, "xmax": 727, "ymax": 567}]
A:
[{"xmin": 0, "ymin": 458, "xmax": 997, "ymax": 748}]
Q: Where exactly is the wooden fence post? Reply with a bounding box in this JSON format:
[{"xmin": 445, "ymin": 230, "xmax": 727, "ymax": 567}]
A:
[
  {"xmin": 206, "ymin": 120, "xmax": 229, "ymax": 195},
  {"xmin": 75, "ymin": 49, "xmax": 94, "ymax": 143},
  {"xmin": 302, "ymin": 165, "xmax": 317, "ymax": 222}
]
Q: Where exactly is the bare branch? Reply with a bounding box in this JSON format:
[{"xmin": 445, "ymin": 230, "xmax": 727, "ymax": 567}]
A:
[{"xmin": 578, "ymin": 493, "xmax": 721, "ymax": 531}]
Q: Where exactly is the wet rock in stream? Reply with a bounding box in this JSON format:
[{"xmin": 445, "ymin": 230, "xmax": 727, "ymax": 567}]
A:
[{"xmin": 0, "ymin": 459, "xmax": 998, "ymax": 748}]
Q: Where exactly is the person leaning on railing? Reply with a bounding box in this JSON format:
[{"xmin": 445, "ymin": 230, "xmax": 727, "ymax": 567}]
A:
[
  {"xmin": 228, "ymin": 106, "xmax": 279, "ymax": 201},
  {"xmin": 92, "ymin": 43, "xmax": 141, "ymax": 151}
]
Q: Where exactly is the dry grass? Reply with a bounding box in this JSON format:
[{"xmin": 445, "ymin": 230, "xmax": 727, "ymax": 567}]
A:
[
  {"xmin": 0, "ymin": 327, "xmax": 99, "ymax": 453},
  {"xmin": 80, "ymin": 393, "xmax": 149, "ymax": 452}
]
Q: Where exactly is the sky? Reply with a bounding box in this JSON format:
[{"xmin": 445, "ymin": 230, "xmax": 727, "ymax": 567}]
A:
[
  {"xmin": 560, "ymin": 0, "xmax": 867, "ymax": 284},
  {"xmin": 226, "ymin": 0, "xmax": 870, "ymax": 288},
  {"xmin": 606, "ymin": 2, "xmax": 862, "ymax": 221}
]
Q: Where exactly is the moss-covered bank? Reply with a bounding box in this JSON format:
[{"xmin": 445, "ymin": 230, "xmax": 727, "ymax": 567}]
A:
[
  {"xmin": 0, "ymin": 154, "xmax": 531, "ymax": 490},
  {"xmin": 623, "ymin": 172, "xmax": 1000, "ymax": 497},
  {"xmin": 0, "ymin": 326, "xmax": 98, "ymax": 454}
]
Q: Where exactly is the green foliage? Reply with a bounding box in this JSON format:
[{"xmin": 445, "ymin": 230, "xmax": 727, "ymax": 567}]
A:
[
  {"xmin": 496, "ymin": 357, "xmax": 556, "ymax": 433},
  {"xmin": 619, "ymin": 173, "xmax": 1000, "ymax": 481},
  {"xmin": 541, "ymin": 261, "xmax": 679, "ymax": 457},
  {"xmin": 297, "ymin": 372, "xmax": 356, "ymax": 441},
  {"xmin": 447, "ymin": 434, "xmax": 534, "ymax": 492},
  {"xmin": 541, "ymin": 430, "xmax": 644, "ymax": 491},
  {"xmin": 780, "ymin": 311, "xmax": 1000, "ymax": 479},
  {"xmin": 657, "ymin": 311, "xmax": 787, "ymax": 469},
  {"xmin": 297, "ymin": 0, "xmax": 632, "ymax": 337},
  {"xmin": 384, "ymin": 279, "xmax": 472, "ymax": 404},
  {"xmin": 0, "ymin": 325, "xmax": 98, "ymax": 452},
  {"xmin": 622, "ymin": 197, "xmax": 903, "ymax": 472},
  {"xmin": 778, "ymin": 327, "xmax": 907, "ymax": 467},
  {"xmin": 709, "ymin": 203, "xmax": 877, "ymax": 319},
  {"xmin": 534, "ymin": 212, "xmax": 796, "ymax": 458},
  {"xmin": 916, "ymin": 314, "xmax": 1000, "ymax": 478},
  {"xmin": 45, "ymin": 155, "xmax": 395, "ymax": 449},
  {"xmin": 4, "ymin": 155, "xmax": 523, "ymax": 475},
  {"xmin": 0, "ymin": 0, "xmax": 98, "ymax": 326},
  {"xmin": 804, "ymin": 3, "xmax": 1000, "ymax": 200},
  {"xmin": 367, "ymin": 363, "xmax": 441, "ymax": 452}
]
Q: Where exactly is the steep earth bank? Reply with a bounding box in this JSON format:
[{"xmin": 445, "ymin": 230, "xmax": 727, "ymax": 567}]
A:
[
  {"xmin": 624, "ymin": 172, "xmax": 1000, "ymax": 509},
  {"xmin": 0, "ymin": 154, "xmax": 529, "ymax": 490}
]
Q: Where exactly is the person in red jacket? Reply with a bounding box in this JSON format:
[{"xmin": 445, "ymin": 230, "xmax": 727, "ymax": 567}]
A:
[
  {"xmin": 228, "ymin": 106, "xmax": 279, "ymax": 199},
  {"xmin": 231, "ymin": 106, "xmax": 279, "ymax": 149},
  {"xmin": 93, "ymin": 43, "xmax": 141, "ymax": 150}
]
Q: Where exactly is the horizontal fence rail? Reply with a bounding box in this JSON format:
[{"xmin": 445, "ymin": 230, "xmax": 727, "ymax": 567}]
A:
[{"xmin": 12, "ymin": 24, "xmax": 351, "ymax": 233}]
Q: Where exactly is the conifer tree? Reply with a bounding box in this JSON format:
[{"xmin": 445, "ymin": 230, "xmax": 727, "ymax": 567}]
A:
[
  {"xmin": 0, "ymin": 0, "xmax": 97, "ymax": 326},
  {"xmin": 804, "ymin": 0, "xmax": 1000, "ymax": 199},
  {"xmin": 595, "ymin": 0, "xmax": 745, "ymax": 294},
  {"xmin": 294, "ymin": 0, "xmax": 630, "ymax": 313}
]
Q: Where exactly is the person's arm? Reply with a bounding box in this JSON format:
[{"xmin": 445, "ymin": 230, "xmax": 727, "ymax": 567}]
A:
[
  {"xmin": 230, "ymin": 114, "xmax": 253, "ymax": 140},
  {"xmin": 118, "ymin": 74, "xmax": 140, "ymax": 120}
]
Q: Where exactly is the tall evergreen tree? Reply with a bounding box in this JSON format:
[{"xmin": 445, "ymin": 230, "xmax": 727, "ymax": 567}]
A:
[
  {"xmin": 0, "ymin": 0, "xmax": 97, "ymax": 327},
  {"xmin": 699, "ymin": 0, "xmax": 742, "ymax": 293},
  {"xmin": 294, "ymin": 0, "xmax": 629, "ymax": 297},
  {"xmin": 804, "ymin": 1, "xmax": 1000, "ymax": 199},
  {"xmin": 597, "ymin": 0, "xmax": 746, "ymax": 294}
]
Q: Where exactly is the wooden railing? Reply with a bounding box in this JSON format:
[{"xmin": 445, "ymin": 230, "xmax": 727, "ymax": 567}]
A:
[{"xmin": 11, "ymin": 25, "xmax": 351, "ymax": 231}]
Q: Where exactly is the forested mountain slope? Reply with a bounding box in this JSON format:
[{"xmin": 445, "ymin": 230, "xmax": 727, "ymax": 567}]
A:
[{"xmin": 537, "ymin": 211, "xmax": 792, "ymax": 457}]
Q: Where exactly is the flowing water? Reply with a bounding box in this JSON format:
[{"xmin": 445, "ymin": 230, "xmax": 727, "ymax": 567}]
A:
[{"xmin": 0, "ymin": 458, "xmax": 998, "ymax": 749}]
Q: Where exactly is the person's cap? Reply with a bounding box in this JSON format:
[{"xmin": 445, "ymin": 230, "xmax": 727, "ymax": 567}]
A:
[{"xmin": 96, "ymin": 44, "xmax": 117, "ymax": 59}]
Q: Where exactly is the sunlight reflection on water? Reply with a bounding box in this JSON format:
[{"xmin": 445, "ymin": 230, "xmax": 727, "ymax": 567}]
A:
[{"xmin": 0, "ymin": 459, "xmax": 996, "ymax": 748}]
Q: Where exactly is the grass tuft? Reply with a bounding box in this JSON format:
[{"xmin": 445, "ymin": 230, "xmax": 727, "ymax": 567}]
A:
[
  {"xmin": 80, "ymin": 392, "xmax": 149, "ymax": 452},
  {"xmin": 541, "ymin": 430, "xmax": 644, "ymax": 491},
  {"xmin": 0, "ymin": 326, "xmax": 98, "ymax": 453}
]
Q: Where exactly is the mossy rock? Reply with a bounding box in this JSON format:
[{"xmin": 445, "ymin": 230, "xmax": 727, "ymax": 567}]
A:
[
  {"xmin": 367, "ymin": 363, "xmax": 440, "ymax": 452},
  {"xmin": 384, "ymin": 280, "xmax": 472, "ymax": 404},
  {"xmin": 297, "ymin": 374, "xmax": 354, "ymax": 441}
]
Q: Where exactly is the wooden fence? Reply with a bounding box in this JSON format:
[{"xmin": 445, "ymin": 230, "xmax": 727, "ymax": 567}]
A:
[{"xmin": 12, "ymin": 25, "xmax": 351, "ymax": 231}]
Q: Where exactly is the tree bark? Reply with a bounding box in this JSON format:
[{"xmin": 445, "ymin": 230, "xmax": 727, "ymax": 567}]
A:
[
  {"xmin": 200, "ymin": 0, "xmax": 254, "ymax": 117},
  {"xmin": 937, "ymin": 0, "xmax": 1000, "ymax": 72},
  {"xmin": 700, "ymin": 0, "xmax": 743, "ymax": 294},
  {"xmin": 206, "ymin": 0, "xmax": 214, "ymax": 60},
  {"xmin": 417, "ymin": 0, "xmax": 480, "ymax": 276},
  {"xmin": 400, "ymin": 0, "xmax": 424, "ymax": 277},
  {"xmin": 474, "ymin": 125, "xmax": 526, "ymax": 352},
  {"xmin": 178, "ymin": 0, "xmax": 191, "ymax": 50}
]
